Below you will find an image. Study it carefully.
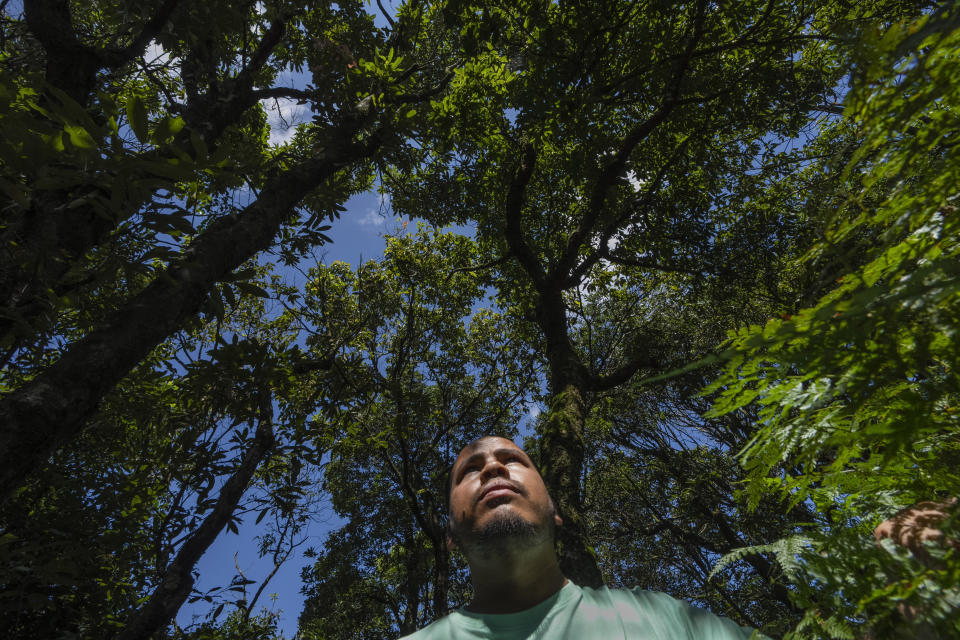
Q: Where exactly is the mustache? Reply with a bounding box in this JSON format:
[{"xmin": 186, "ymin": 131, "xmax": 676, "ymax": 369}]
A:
[{"xmin": 477, "ymin": 480, "xmax": 523, "ymax": 503}]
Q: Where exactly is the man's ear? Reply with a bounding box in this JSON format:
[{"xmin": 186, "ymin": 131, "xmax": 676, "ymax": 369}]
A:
[
  {"xmin": 549, "ymin": 497, "xmax": 563, "ymax": 527},
  {"xmin": 446, "ymin": 532, "xmax": 457, "ymax": 552}
]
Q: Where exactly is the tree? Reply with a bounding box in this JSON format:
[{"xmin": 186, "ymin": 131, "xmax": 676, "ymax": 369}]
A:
[
  {"xmin": 0, "ymin": 0, "xmax": 447, "ymax": 501},
  {"xmin": 0, "ymin": 3, "xmax": 456, "ymax": 634},
  {"xmin": 706, "ymin": 6, "xmax": 960, "ymax": 638},
  {"xmin": 4, "ymin": 1, "xmax": 954, "ymax": 638},
  {"xmin": 388, "ymin": 0, "xmax": 925, "ymax": 590}
]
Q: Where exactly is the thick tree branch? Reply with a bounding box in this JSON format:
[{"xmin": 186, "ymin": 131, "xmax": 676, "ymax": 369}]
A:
[
  {"xmin": 243, "ymin": 18, "xmax": 287, "ymax": 80},
  {"xmin": 117, "ymin": 0, "xmax": 183, "ymax": 65},
  {"xmin": 184, "ymin": 17, "xmax": 288, "ymax": 139},
  {"xmin": 565, "ymin": 134, "xmax": 693, "ymax": 287},
  {"xmin": 22, "ymin": 0, "xmax": 78, "ymax": 53},
  {"xmin": 502, "ymin": 143, "xmax": 546, "ymax": 288},
  {"xmin": 115, "ymin": 397, "xmax": 275, "ymax": 640},
  {"xmin": 585, "ymin": 348, "xmax": 659, "ymax": 392},
  {"xmin": 0, "ymin": 122, "xmax": 382, "ymax": 503},
  {"xmin": 376, "ymin": 0, "xmax": 397, "ymax": 30},
  {"xmin": 550, "ymin": 0, "xmax": 709, "ymax": 285},
  {"xmin": 550, "ymin": 105, "xmax": 677, "ymax": 284},
  {"xmin": 23, "ymin": 0, "xmax": 97, "ymax": 104}
]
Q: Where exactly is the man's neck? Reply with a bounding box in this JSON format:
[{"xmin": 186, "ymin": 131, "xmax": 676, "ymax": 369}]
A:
[{"xmin": 464, "ymin": 544, "xmax": 568, "ymax": 614}]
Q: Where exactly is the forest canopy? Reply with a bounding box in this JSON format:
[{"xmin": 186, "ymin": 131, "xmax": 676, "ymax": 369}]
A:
[{"xmin": 0, "ymin": 1, "xmax": 957, "ymax": 639}]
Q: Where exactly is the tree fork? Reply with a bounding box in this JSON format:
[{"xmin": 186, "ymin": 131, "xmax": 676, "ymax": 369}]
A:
[{"xmin": 2, "ymin": 6, "xmax": 288, "ymax": 340}]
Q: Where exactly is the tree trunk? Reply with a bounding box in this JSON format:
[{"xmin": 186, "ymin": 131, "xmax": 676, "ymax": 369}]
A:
[
  {"xmin": 501, "ymin": 141, "xmax": 603, "ymax": 587},
  {"xmin": 540, "ymin": 378, "xmax": 604, "ymax": 588},
  {"xmin": 115, "ymin": 407, "xmax": 274, "ymax": 640},
  {"xmin": 536, "ymin": 289, "xmax": 603, "ymax": 586},
  {"xmin": 432, "ymin": 539, "xmax": 450, "ymax": 618}
]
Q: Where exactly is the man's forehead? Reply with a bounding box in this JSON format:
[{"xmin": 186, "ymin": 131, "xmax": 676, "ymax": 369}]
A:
[{"xmin": 454, "ymin": 436, "xmax": 524, "ymax": 464}]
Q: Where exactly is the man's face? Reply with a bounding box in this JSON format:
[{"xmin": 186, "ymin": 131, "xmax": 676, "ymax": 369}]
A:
[{"xmin": 447, "ymin": 437, "xmax": 561, "ymax": 554}]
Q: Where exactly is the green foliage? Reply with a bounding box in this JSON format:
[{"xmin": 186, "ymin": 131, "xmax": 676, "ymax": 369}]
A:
[
  {"xmin": 0, "ymin": 0, "xmax": 451, "ymax": 635},
  {"xmin": 172, "ymin": 609, "xmax": 283, "ymax": 640},
  {"xmin": 295, "ymin": 227, "xmax": 537, "ymax": 638},
  {"xmin": 388, "ymin": 0, "xmax": 928, "ymax": 611},
  {"xmin": 706, "ymin": 7, "xmax": 960, "ymax": 638},
  {"xmin": 5, "ymin": 1, "xmax": 959, "ymax": 639}
]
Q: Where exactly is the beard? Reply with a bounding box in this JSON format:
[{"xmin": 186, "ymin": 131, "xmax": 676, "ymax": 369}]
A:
[
  {"xmin": 476, "ymin": 510, "xmax": 540, "ymax": 543},
  {"xmin": 452, "ymin": 504, "xmax": 556, "ymax": 560}
]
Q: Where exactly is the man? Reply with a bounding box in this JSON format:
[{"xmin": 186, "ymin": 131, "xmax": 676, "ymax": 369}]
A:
[{"xmin": 401, "ymin": 436, "xmax": 762, "ymax": 639}]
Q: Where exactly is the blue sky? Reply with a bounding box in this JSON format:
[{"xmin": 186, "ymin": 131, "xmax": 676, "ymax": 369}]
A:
[
  {"xmin": 174, "ymin": 5, "xmax": 424, "ymax": 634},
  {"xmin": 175, "ymin": 190, "xmax": 414, "ymax": 636}
]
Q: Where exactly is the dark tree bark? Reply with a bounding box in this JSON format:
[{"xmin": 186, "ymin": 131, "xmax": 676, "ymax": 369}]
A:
[
  {"xmin": 0, "ymin": 122, "xmax": 382, "ymax": 502},
  {"xmin": 23, "ymin": 0, "xmax": 182, "ymax": 106},
  {"xmin": 115, "ymin": 395, "xmax": 275, "ymax": 640},
  {"xmin": 489, "ymin": 14, "xmax": 716, "ymax": 583}
]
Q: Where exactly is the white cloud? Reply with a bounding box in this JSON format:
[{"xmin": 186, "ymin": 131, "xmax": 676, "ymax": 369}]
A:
[
  {"xmin": 143, "ymin": 40, "xmax": 171, "ymax": 66},
  {"xmin": 625, "ymin": 169, "xmax": 646, "ymax": 193},
  {"xmin": 357, "ymin": 208, "xmax": 386, "ymax": 226},
  {"xmin": 607, "ymin": 222, "xmax": 644, "ymax": 251},
  {"xmin": 261, "ymin": 97, "xmax": 307, "ymax": 146}
]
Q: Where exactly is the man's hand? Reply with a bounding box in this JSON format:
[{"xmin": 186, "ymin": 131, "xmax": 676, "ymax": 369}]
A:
[
  {"xmin": 874, "ymin": 498, "xmax": 958, "ymax": 562},
  {"xmin": 871, "ymin": 498, "xmax": 957, "ymax": 634}
]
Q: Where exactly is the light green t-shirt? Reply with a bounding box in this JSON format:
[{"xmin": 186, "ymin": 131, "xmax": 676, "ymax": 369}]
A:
[{"xmin": 400, "ymin": 582, "xmax": 761, "ymax": 640}]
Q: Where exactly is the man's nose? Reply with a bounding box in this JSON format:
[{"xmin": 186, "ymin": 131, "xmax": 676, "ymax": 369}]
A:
[{"xmin": 480, "ymin": 458, "xmax": 507, "ymax": 480}]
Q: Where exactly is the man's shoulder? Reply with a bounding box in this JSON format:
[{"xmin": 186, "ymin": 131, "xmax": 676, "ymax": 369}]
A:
[
  {"xmin": 397, "ymin": 614, "xmax": 456, "ymax": 640},
  {"xmin": 579, "ymin": 584, "xmax": 689, "ymax": 609},
  {"xmin": 578, "ymin": 585, "xmax": 763, "ymax": 639},
  {"xmin": 398, "ymin": 585, "xmax": 762, "ymax": 640}
]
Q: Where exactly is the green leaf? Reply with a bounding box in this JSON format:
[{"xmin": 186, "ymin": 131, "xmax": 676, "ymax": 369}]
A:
[
  {"xmin": 64, "ymin": 124, "xmax": 96, "ymax": 150},
  {"xmin": 235, "ymin": 281, "xmax": 271, "ymax": 298},
  {"xmin": 126, "ymin": 95, "xmax": 149, "ymax": 143},
  {"xmin": 153, "ymin": 116, "xmax": 185, "ymax": 143},
  {"xmin": 190, "ymin": 129, "xmax": 208, "ymax": 159}
]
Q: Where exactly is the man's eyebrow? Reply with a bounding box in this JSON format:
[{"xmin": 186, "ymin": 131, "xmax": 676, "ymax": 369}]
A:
[
  {"xmin": 454, "ymin": 447, "xmax": 530, "ymax": 481},
  {"xmin": 453, "ymin": 451, "xmax": 484, "ymax": 479},
  {"xmin": 493, "ymin": 447, "xmax": 529, "ymax": 462}
]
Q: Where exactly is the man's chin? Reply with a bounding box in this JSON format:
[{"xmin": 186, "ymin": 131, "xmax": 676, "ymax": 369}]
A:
[
  {"xmin": 476, "ymin": 511, "xmax": 537, "ymax": 543},
  {"xmin": 450, "ymin": 504, "xmax": 557, "ymax": 559}
]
